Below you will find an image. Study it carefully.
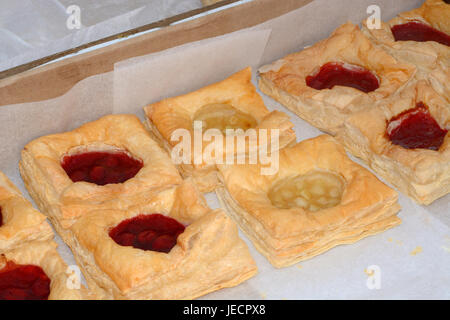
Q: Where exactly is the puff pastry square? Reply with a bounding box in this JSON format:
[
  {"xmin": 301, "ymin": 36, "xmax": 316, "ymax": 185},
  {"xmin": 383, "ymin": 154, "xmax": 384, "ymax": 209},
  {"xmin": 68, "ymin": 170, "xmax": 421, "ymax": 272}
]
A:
[
  {"xmin": 0, "ymin": 171, "xmax": 53, "ymax": 253},
  {"xmin": 69, "ymin": 179, "xmax": 257, "ymax": 299},
  {"xmin": 337, "ymin": 80, "xmax": 449, "ymax": 205},
  {"xmin": 362, "ymin": 0, "xmax": 450, "ymax": 100},
  {"xmin": 1, "ymin": 241, "xmax": 86, "ymax": 300},
  {"xmin": 19, "ymin": 114, "xmax": 182, "ymax": 240},
  {"xmin": 258, "ymin": 22, "xmax": 416, "ymax": 134},
  {"xmin": 144, "ymin": 67, "xmax": 296, "ymax": 192},
  {"xmin": 216, "ymin": 135, "xmax": 401, "ymax": 268}
]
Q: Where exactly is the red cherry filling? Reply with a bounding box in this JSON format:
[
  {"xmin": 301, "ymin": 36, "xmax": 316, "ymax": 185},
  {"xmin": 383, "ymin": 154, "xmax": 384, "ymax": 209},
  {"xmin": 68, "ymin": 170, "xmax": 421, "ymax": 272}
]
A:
[
  {"xmin": 0, "ymin": 261, "xmax": 51, "ymax": 300},
  {"xmin": 109, "ymin": 214, "xmax": 185, "ymax": 253},
  {"xmin": 61, "ymin": 151, "xmax": 143, "ymax": 186},
  {"xmin": 391, "ymin": 21, "xmax": 450, "ymax": 46},
  {"xmin": 0, "ymin": 207, "xmax": 3, "ymax": 227},
  {"xmin": 306, "ymin": 62, "xmax": 380, "ymax": 93},
  {"xmin": 387, "ymin": 102, "xmax": 448, "ymax": 150}
]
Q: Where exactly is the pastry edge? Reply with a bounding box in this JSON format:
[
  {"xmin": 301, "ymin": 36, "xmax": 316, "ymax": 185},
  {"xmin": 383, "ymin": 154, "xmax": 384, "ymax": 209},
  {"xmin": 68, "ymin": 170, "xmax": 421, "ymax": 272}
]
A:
[
  {"xmin": 337, "ymin": 122, "xmax": 450, "ymax": 205},
  {"xmin": 216, "ymin": 186, "xmax": 401, "ymax": 268}
]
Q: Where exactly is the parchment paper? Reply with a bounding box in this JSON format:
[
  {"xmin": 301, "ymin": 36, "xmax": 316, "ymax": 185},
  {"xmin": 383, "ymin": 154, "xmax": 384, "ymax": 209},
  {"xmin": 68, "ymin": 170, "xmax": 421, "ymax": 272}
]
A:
[
  {"xmin": 113, "ymin": 28, "xmax": 272, "ymax": 114},
  {"xmin": 0, "ymin": 0, "xmax": 448, "ymax": 299},
  {"xmin": 0, "ymin": 0, "xmax": 204, "ymax": 72}
]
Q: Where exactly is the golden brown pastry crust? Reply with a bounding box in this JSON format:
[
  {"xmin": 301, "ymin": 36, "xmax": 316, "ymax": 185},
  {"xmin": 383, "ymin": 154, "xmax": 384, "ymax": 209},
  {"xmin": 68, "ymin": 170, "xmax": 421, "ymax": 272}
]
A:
[
  {"xmin": 337, "ymin": 80, "xmax": 449, "ymax": 205},
  {"xmin": 69, "ymin": 179, "xmax": 257, "ymax": 300},
  {"xmin": 1, "ymin": 241, "xmax": 87, "ymax": 300},
  {"xmin": 258, "ymin": 22, "xmax": 416, "ymax": 134},
  {"xmin": 144, "ymin": 67, "xmax": 296, "ymax": 192},
  {"xmin": 361, "ymin": 0, "xmax": 450, "ymax": 100},
  {"xmin": 216, "ymin": 135, "xmax": 401, "ymax": 268},
  {"xmin": 400, "ymin": 0, "xmax": 450, "ymax": 35},
  {"xmin": 0, "ymin": 171, "xmax": 53, "ymax": 253},
  {"xmin": 19, "ymin": 115, "xmax": 182, "ymax": 238}
]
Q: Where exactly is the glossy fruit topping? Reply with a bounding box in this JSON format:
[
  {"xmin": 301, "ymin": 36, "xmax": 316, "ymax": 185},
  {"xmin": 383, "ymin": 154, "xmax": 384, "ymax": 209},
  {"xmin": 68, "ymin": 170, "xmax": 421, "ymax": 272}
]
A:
[
  {"xmin": 306, "ymin": 62, "xmax": 380, "ymax": 93},
  {"xmin": 61, "ymin": 151, "xmax": 143, "ymax": 186},
  {"xmin": 387, "ymin": 102, "xmax": 448, "ymax": 150},
  {"xmin": 391, "ymin": 21, "xmax": 450, "ymax": 46},
  {"xmin": 109, "ymin": 214, "xmax": 185, "ymax": 253},
  {"xmin": 0, "ymin": 261, "xmax": 51, "ymax": 300}
]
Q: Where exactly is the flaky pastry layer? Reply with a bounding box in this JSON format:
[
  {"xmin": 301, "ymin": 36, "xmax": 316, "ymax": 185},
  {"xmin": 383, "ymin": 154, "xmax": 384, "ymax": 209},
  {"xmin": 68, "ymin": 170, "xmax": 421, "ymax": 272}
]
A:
[
  {"xmin": 337, "ymin": 80, "xmax": 449, "ymax": 204},
  {"xmin": 19, "ymin": 114, "xmax": 182, "ymax": 235},
  {"xmin": 0, "ymin": 171, "xmax": 53, "ymax": 253},
  {"xmin": 361, "ymin": 0, "xmax": 450, "ymax": 101},
  {"xmin": 259, "ymin": 22, "xmax": 416, "ymax": 134},
  {"xmin": 68, "ymin": 180, "xmax": 257, "ymax": 299},
  {"xmin": 1, "ymin": 241, "xmax": 88, "ymax": 299}
]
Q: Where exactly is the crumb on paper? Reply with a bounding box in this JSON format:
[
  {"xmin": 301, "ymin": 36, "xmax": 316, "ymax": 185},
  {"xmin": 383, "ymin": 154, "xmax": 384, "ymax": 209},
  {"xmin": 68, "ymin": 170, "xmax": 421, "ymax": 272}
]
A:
[
  {"xmin": 387, "ymin": 238, "xmax": 402, "ymax": 245},
  {"xmin": 296, "ymin": 264, "xmax": 303, "ymax": 269},
  {"xmin": 260, "ymin": 292, "xmax": 267, "ymax": 299},
  {"xmin": 410, "ymin": 246, "xmax": 423, "ymax": 256},
  {"xmin": 364, "ymin": 268, "xmax": 374, "ymax": 276}
]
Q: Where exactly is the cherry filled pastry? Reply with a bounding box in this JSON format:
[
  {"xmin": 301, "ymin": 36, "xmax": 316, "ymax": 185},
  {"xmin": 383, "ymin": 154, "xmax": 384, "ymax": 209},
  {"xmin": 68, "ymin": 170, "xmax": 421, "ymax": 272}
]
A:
[
  {"xmin": 305, "ymin": 62, "xmax": 380, "ymax": 93},
  {"xmin": 259, "ymin": 23, "xmax": 415, "ymax": 134},
  {"xmin": 0, "ymin": 241, "xmax": 86, "ymax": 300},
  {"xmin": 19, "ymin": 115, "xmax": 182, "ymax": 238},
  {"xmin": 69, "ymin": 180, "xmax": 257, "ymax": 300},
  {"xmin": 0, "ymin": 171, "xmax": 86, "ymax": 300},
  {"xmin": 391, "ymin": 21, "xmax": 450, "ymax": 46},
  {"xmin": 19, "ymin": 115, "xmax": 257, "ymax": 300},
  {"xmin": 338, "ymin": 80, "xmax": 449, "ymax": 204}
]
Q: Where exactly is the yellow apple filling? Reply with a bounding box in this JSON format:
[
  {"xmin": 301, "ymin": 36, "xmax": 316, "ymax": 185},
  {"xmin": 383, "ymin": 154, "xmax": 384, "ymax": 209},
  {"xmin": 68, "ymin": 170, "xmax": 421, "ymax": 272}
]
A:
[
  {"xmin": 268, "ymin": 171, "xmax": 345, "ymax": 212},
  {"xmin": 193, "ymin": 103, "xmax": 257, "ymax": 133}
]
